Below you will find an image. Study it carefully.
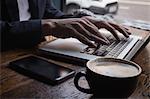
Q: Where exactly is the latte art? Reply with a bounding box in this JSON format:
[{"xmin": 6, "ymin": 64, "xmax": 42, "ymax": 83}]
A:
[{"xmin": 88, "ymin": 62, "xmax": 139, "ymax": 77}]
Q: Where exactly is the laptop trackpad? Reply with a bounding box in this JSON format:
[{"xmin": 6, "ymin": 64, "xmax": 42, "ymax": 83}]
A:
[{"xmin": 40, "ymin": 38, "xmax": 88, "ymax": 52}]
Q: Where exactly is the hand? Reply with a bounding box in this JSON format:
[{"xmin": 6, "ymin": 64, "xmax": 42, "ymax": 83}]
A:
[
  {"xmin": 42, "ymin": 18, "xmax": 109, "ymax": 47},
  {"xmin": 42, "ymin": 17, "xmax": 131, "ymax": 47},
  {"xmin": 83, "ymin": 17, "xmax": 131, "ymax": 40}
]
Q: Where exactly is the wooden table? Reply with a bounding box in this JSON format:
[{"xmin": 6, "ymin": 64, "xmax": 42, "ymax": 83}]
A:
[{"xmin": 0, "ymin": 28, "xmax": 150, "ymax": 99}]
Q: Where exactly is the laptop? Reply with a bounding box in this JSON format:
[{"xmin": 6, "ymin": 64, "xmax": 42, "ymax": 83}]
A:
[{"xmin": 38, "ymin": 29, "xmax": 150, "ymax": 64}]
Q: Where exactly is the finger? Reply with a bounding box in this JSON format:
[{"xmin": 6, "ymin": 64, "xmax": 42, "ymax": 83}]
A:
[
  {"xmin": 127, "ymin": 31, "xmax": 131, "ymax": 35},
  {"xmin": 100, "ymin": 21, "xmax": 121, "ymax": 40},
  {"xmin": 124, "ymin": 27, "xmax": 129, "ymax": 31},
  {"xmin": 116, "ymin": 27, "xmax": 130, "ymax": 37},
  {"xmin": 82, "ymin": 18, "xmax": 99, "ymax": 29},
  {"xmin": 124, "ymin": 28, "xmax": 132, "ymax": 35},
  {"xmin": 67, "ymin": 24, "xmax": 97, "ymax": 47},
  {"xmin": 83, "ymin": 17, "xmax": 100, "ymax": 28},
  {"xmin": 73, "ymin": 30, "xmax": 97, "ymax": 47},
  {"xmin": 83, "ymin": 19, "xmax": 121, "ymax": 40},
  {"xmin": 108, "ymin": 22, "xmax": 131, "ymax": 37},
  {"xmin": 91, "ymin": 34, "xmax": 110, "ymax": 45},
  {"xmin": 71, "ymin": 22, "xmax": 109, "ymax": 45},
  {"xmin": 79, "ymin": 19, "xmax": 110, "ymax": 44},
  {"xmin": 83, "ymin": 19, "xmax": 110, "ymax": 43}
]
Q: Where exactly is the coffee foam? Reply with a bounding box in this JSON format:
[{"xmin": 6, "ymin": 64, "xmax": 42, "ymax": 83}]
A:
[{"xmin": 88, "ymin": 61, "xmax": 139, "ymax": 77}]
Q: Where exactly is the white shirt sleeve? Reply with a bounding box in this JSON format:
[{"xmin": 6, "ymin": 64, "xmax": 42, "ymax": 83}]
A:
[{"xmin": 17, "ymin": 0, "xmax": 31, "ymax": 21}]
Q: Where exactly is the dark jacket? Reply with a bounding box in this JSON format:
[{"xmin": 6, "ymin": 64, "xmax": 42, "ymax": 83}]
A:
[{"xmin": 1, "ymin": 0, "xmax": 65, "ymax": 51}]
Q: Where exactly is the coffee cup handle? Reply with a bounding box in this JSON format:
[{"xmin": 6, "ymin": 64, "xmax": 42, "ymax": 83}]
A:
[{"xmin": 74, "ymin": 71, "xmax": 92, "ymax": 94}]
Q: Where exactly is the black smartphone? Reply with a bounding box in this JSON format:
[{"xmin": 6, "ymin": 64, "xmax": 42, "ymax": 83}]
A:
[{"xmin": 9, "ymin": 55, "xmax": 75, "ymax": 85}]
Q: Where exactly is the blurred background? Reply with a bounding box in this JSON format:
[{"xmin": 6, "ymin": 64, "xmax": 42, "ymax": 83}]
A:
[
  {"xmin": 116, "ymin": 0, "xmax": 150, "ymax": 22},
  {"xmin": 52, "ymin": 0, "xmax": 150, "ymax": 22}
]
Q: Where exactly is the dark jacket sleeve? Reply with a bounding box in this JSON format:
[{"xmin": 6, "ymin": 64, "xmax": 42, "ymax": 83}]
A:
[{"xmin": 1, "ymin": 20, "xmax": 43, "ymax": 51}]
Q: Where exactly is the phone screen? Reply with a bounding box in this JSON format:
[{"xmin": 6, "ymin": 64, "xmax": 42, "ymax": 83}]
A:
[{"xmin": 9, "ymin": 56, "xmax": 75, "ymax": 85}]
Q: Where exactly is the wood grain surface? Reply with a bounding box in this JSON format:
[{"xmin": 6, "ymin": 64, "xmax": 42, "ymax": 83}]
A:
[{"xmin": 0, "ymin": 28, "xmax": 150, "ymax": 99}]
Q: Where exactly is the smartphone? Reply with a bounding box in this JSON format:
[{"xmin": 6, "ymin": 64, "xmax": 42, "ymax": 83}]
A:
[{"xmin": 9, "ymin": 55, "xmax": 75, "ymax": 85}]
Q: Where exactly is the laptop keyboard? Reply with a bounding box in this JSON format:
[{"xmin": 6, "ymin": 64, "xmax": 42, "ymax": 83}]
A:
[{"xmin": 81, "ymin": 36, "xmax": 133, "ymax": 58}]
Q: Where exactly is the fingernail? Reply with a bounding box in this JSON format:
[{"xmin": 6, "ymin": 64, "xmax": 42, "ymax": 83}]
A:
[
  {"xmin": 128, "ymin": 32, "xmax": 131, "ymax": 35},
  {"xmin": 90, "ymin": 43, "xmax": 97, "ymax": 48},
  {"xmin": 89, "ymin": 44, "xmax": 95, "ymax": 48},
  {"xmin": 103, "ymin": 39, "xmax": 110, "ymax": 44},
  {"xmin": 117, "ymin": 37, "xmax": 121, "ymax": 41},
  {"xmin": 106, "ymin": 41, "xmax": 110, "ymax": 45},
  {"xmin": 93, "ymin": 43, "xmax": 97, "ymax": 47},
  {"xmin": 126, "ymin": 35, "xmax": 129, "ymax": 38}
]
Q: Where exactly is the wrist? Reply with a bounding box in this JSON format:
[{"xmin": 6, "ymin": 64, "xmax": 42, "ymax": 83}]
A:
[{"xmin": 42, "ymin": 20, "xmax": 55, "ymax": 36}]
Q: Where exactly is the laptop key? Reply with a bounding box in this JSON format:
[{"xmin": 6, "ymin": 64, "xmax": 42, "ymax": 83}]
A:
[
  {"xmin": 106, "ymin": 41, "xmax": 119, "ymax": 51},
  {"xmin": 81, "ymin": 37, "xmax": 134, "ymax": 57},
  {"xmin": 107, "ymin": 41, "xmax": 126, "ymax": 57},
  {"xmin": 86, "ymin": 48, "xmax": 95, "ymax": 54},
  {"xmin": 93, "ymin": 49, "xmax": 104, "ymax": 56},
  {"xmin": 113, "ymin": 38, "xmax": 133, "ymax": 57},
  {"xmin": 101, "ymin": 50, "xmax": 109, "ymax": 56},
  {"xmin": 93, "ymin": 45, "xmax": 109, "ymax": 56},
  {"xmin": 81, "ymin": 47, "xmax": 96, "ymax": 54}
]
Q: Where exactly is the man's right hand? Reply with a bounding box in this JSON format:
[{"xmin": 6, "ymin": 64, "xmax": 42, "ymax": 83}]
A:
[
  {"xmin": 42, "ymin": 18, "xmax": 109, "ymax": 47},
  {"xmin": 42, "ymin": 18, "xmax": 130, "ymax": 47}
]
